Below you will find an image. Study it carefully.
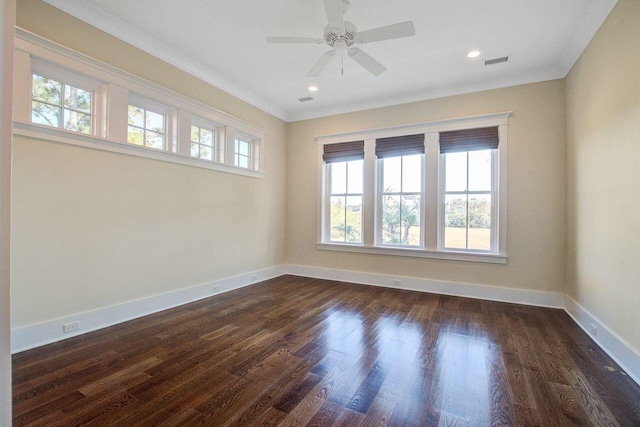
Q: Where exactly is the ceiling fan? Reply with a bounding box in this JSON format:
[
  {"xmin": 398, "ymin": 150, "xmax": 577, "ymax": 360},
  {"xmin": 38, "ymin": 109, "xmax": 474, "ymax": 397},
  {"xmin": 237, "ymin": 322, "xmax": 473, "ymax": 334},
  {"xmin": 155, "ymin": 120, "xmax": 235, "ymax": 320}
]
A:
[{"xmin": 267, "ymin": 0, "xmax": 415, "ymax": 77}]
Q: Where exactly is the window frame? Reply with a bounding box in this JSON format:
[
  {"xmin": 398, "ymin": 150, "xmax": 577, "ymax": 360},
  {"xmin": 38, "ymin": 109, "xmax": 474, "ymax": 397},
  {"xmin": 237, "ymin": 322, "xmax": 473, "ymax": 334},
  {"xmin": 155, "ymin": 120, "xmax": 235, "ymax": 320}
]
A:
[
  {"xmin": 438, "ymin": 149, "xmax": 498, "ymax": 253},
  {"xmin": 376, "ymin": 154, "xmax": 426, "ymax": 248},
  {"xmin": 190, "ymin": 117, "xmax": 223, "ymax": 163},
  {"xmin": 317, "ymin": 112, "xmax": 510, "ymax": 264},
  {"xmin": 324, "ymin": 160, "xmax": 365, "ymax": 244}
]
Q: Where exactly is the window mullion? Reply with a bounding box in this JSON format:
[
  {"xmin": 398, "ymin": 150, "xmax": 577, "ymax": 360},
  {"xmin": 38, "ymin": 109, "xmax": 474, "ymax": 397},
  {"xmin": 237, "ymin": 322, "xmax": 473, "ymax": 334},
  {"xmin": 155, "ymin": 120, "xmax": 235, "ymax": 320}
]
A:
[{"xmin": 363, "ymin": 139, "xmax": 376, "ymax": 247}]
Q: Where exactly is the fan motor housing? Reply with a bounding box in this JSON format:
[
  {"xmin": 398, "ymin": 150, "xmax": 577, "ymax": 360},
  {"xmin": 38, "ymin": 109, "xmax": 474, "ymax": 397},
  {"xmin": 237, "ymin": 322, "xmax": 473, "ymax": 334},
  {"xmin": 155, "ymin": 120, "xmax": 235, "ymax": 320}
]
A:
[{"xmin": 324, "ymin": 21, "xmax": 357, "ymax": 49}]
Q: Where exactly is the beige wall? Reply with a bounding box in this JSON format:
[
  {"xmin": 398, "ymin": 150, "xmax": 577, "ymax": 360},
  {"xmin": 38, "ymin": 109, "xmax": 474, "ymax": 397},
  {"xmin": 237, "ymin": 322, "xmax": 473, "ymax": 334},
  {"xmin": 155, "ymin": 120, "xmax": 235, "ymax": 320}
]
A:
[
  {"xmin": 12, "ymin": 0, "xmax": 288, "ymax": 328},
  {"xmin": 287, "ymin": 80, "xmax": 567, "ymax": 293},
  {"xmin": 566, "ymin": 0, "xmax": 640, "ymax": 354}
]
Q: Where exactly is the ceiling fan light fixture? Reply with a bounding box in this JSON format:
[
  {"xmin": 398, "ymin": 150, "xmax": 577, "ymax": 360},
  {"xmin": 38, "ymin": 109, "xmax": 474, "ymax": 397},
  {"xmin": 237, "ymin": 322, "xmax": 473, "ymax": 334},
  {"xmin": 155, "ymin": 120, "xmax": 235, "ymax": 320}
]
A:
[
  {"xmin": 467, "ymin": 50, "xmax": 481, "ymax": 58},
  {"xmin": 308, "ymin": 85, "xmax": 318, "ymax": 92}
]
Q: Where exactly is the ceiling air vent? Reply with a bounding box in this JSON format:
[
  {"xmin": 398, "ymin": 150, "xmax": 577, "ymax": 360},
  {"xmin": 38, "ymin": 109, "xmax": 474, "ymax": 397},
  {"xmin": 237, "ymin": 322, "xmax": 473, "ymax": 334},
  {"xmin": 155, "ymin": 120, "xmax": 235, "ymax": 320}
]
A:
[
  {"xmin": 298, "ymin": 96, "xmax": 314, "ymax": 102},
  {"xmin": 485, "ymin": 56, "xmax": 510, "ymax": 66}
]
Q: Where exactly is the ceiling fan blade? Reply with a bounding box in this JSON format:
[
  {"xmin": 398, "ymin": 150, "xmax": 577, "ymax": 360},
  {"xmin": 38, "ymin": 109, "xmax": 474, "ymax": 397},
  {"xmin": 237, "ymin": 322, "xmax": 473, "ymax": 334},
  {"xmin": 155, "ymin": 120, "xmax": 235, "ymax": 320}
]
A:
[
  {"xmin": 348, "ymin": 48, "xmax": 387, "ymax": 76},
  {"xmin": 356, "ymin": 21, "xmax": 416, "ymax": 44},
  {"xmin": 267, "ymin": 36, "xmax": 323, "ymax": 44},
  {"xmin": 323, "ymin": 0, "xmax": 345, "ymax": 33},
  {"xmin": 307, "ymin": 50, "xmax": 336, "ymax": 77}
]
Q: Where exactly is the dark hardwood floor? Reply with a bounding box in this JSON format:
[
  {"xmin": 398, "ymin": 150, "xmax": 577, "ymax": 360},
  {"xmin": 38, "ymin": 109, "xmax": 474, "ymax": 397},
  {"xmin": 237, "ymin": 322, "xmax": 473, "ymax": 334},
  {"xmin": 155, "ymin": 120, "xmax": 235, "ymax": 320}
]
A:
[{"xmin": 12, "ymin": 275, "xmax": 640, "ymax": 426}]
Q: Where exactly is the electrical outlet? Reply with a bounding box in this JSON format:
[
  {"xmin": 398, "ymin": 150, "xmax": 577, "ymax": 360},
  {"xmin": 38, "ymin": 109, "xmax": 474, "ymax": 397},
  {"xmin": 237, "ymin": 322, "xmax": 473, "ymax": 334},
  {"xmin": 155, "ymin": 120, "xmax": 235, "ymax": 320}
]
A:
[
  {"xmin": 211, "ymin": 284, "xmax": 220, "ymax": 293},
  {"xmin": 251, "ymin": 275, "xmax": 257, "ymax": 282},
  {"xmin": 392, "ymin": 279, "xmax": 401, "ymax": 287},
  {"xmin": 590, "ymin": 324, "xmax": 598, "ymax": 336},
  {"xmin": 63, "ymin": 321, "xmax": 80, "ymax": 334}
]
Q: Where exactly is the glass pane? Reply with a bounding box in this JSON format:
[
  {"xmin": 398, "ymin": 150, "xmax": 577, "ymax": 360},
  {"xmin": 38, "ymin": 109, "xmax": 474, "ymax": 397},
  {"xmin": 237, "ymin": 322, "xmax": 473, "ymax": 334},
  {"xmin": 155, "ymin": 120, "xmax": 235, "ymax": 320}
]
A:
[
  {"xmin": 468, "ymin": 150, "xmax": 492, "ymax": 191},
  {"xmin": 345, "ymin": 196, "xmax": 362, "ymax": 243},
  {"xmin": 63, "ymin": 109, "xmax": 91, "ymax": 134},
  {"xmin": 200, "ymin": 146, "xmax": 212, "ymax": 161},
  {"xmin": 444, "ymin": 194, "xmax": 467, "ymax": 249},
  {"xmin": 330, "ymin": 162, "xmax": 347, "ymax": 194},
  {"xmin": 330, "ymin": 196, "xmax": 346, "ymax": 242},
  {"xmin": 347, "ymin": 160, "xmax": 363, "ymax": 194},
  {"xmin": 32, "ymin": 74, "xmax": 62, "ymax": 104},
  {"xmin": 382, "ymin": 156, "xmax": 401, "ymax": 193},
  {"xmin": 191, "ymin": 142, "xmax": 199, "ymax": 157},
  {"xmin": 401, "ymin": 195, "xmax": 421, "ymax": 246},
  {"xmin": 146, "ymin": 110, "xmax": 164, "ymax": 133},
  {"xmin": 146, "ymin": 131, "xmax": 164, "ymax": 150},
  {"xmin": 402, "ymin": 154, "xmax": 422, "ymax": 193},
  {"xmin": 468, "ymin": 194, "xmax": 491, "ymax": 250},
  {"xmin": 64, "ymin": 85, "xmax": 91, "ymax": 113},
  {"xmin": 238, "ymin": 155, "xmax": 249, "ymax": 169},
  {"xmin": 381, "ymin": 195, "xmax": 401, "ymax": 245},
  {"xmin": 201, "ymin": 129, "xmax": 213, "ymax": 146},
  {"xmin": 445, "ymin": 152, "xmax": 467, "ymax": 192},
  {"xmin": 238, "ymin": 140, "xmax": 250, "ymax": 156},
  {"xmin": 128, "ymin": 105, "xmax": 144, "ymax": 127},
  {"xmin": 127, "ymin": 126, "xmax": 144, "ymax": 145},
  {"xmin": 191, "ymin": 125, "xmax": 200, "ymax": 142},
  {"xmin": 31, "ymin": 102, "xmax": 61, "ymax": 128}
]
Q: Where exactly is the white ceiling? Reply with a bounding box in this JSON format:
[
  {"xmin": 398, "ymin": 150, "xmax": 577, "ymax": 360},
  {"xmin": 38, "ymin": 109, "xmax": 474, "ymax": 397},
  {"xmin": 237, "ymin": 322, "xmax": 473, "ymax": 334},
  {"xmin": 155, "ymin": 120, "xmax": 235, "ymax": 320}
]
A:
[{"xmin": 42, "ymin": 0, "xmax": 617, "ymax": 122}]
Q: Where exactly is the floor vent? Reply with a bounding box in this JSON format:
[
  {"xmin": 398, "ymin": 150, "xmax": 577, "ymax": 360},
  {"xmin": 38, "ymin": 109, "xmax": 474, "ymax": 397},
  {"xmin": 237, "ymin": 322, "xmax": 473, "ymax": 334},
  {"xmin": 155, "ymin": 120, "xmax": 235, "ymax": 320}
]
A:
[
  {"xmin": 298, "ymin": 96, "xmax": 314, "ymax": 102},
  {"xmin": 485, "ymin": 56, "xmax": 510, "ymax": 66}
]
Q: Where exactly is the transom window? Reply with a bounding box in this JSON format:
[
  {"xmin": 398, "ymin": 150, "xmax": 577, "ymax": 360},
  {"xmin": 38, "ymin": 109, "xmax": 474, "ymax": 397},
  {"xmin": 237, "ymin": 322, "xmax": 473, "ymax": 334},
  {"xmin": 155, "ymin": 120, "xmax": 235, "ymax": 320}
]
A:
[
  {"xmin": 234, "ymin": 137, "xmax": 252, "ymax": 169},
  {"xmin": 127, "ymin": 105, "xmax": 165, "ymax": 150},
  {"xmin": 31, "ymin": 73, "xmax": 92, "ymax": 134},
  {"xmin": 191, "ymin": 123, "xmax": 217, "ymax": 162}
]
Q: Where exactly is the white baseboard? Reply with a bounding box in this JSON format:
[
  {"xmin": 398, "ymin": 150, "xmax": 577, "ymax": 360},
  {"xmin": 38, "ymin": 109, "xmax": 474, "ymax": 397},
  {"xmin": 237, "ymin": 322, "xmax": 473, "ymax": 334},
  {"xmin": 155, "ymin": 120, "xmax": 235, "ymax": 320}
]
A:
[
  {"xmin": 285, "ymin": 264, "xmax": 565, "ymax": 308},
  {"xmin": 11, "ymin": 265, "xmax": 286, "ymax": 354},
  {"xmin": 11, "ymin": 263, "xmax": 639, "ymax": 389},
  {"xmin": 564, "ymin": 295, "xmax": 640, "ymax": 386}
]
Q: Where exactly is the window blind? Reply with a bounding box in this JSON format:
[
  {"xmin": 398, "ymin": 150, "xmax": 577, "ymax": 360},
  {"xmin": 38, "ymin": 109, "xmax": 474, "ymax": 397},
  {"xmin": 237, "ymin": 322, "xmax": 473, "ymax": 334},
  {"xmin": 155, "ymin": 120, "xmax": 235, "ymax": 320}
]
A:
[
  {"xmin": 375, "ymin": 134, "xmax": 425, "ymax": 158},
  {"xmin": 322, "ymin": 141, "xmax": 365, "ymax": 163},
  {"xmin": 439, "ymin": 126, "xmax": 499, "ymax": 153}
]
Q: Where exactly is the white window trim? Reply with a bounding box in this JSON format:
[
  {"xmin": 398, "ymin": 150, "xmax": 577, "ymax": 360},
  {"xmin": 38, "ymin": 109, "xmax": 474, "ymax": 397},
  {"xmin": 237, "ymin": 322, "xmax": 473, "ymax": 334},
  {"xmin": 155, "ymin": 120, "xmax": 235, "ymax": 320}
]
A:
[
  {"xmin": 316, "ymin": 112, "xmax": 510, "ymax": 264},
  {"xmin": 13, "ymin": 28, "xmax": 267, "ymax": 178}
]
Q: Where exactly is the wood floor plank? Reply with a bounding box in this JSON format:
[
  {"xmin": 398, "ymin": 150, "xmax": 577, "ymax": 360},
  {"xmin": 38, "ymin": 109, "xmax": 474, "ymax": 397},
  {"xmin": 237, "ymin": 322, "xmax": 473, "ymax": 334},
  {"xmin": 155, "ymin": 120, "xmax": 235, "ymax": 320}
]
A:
[{"xmin": 12, "ymin": 275, "xmax": 640, "ymax": 426}]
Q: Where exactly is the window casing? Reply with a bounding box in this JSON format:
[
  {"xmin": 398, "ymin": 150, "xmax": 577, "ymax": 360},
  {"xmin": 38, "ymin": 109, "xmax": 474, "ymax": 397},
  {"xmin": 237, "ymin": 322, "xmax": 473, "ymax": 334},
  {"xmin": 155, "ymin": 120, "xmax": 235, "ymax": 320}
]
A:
[{"xmin": 317, "ymin": 113, "xmax": 509, "ymax": 264}]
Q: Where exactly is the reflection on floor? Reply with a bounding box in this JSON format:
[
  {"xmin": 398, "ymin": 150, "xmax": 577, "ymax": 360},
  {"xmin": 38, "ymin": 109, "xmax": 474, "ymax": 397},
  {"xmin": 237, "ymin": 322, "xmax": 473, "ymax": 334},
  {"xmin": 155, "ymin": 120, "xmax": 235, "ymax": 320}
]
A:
[{"xmin": 12, "ymin": 275, "xmax": 640, "ymax": 426}]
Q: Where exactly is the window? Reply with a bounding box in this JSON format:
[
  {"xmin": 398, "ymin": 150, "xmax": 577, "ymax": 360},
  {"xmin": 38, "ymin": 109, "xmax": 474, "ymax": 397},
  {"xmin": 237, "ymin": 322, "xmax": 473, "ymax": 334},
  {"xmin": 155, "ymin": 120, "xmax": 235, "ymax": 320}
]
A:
[
  {"xmin": 329, "ymin": 160, "xmax": 364, "ymax": 243},
  {"xmin": 234, "ymin": 134, "xmax": 260, "ymax": 170},
  {"xmin": 439, "ymin": 127, "xmax": 498, "ymax": 253},
  {"xmin": 191, "ymin": 122, "xmax": 219, "ymax": 162},
  {"xmin": 127, "ymin": 104, "xmax": 165, "ymax": 150},
  {"xmin": 317, "ymin": 114, "xmax": 508, "ymax": 263},
  {"xmin": 323, "ymin": 141, "xmax": 365, "ymax": 244},
  {"xmin": 376, "ymin": 134, "xmax": 425, "ymax": 247},
  {"xmin": 31, "ymin": 73, "xmax": 92, "ymax": 134}
]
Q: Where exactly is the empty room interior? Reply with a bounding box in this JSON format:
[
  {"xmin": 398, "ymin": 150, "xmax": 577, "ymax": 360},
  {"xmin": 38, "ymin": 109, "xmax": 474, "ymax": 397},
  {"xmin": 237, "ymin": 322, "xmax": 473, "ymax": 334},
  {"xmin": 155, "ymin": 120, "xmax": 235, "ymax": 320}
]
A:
[{"xmin": 1, "ymin": 0, "xmax": 640, "ymax": 425}]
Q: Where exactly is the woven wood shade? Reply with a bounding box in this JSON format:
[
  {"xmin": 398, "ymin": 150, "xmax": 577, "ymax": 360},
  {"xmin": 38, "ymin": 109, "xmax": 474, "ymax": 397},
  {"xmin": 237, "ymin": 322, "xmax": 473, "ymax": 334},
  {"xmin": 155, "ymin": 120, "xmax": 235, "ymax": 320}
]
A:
[{"xmin": 439, "ymin": 127, "xmax": 499, "ymax": 153}]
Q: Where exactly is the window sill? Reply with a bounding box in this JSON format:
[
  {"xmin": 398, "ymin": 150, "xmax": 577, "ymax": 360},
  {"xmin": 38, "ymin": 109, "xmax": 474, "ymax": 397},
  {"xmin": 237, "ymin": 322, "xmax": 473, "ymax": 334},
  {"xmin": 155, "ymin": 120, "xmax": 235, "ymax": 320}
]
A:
[
  {"xmin": 12, "ymin": 121, "xmax": 265, "ymax": 179},
  {"xmin": 316, "ymin": 242, "xmax": 508, "ymax": 264}
]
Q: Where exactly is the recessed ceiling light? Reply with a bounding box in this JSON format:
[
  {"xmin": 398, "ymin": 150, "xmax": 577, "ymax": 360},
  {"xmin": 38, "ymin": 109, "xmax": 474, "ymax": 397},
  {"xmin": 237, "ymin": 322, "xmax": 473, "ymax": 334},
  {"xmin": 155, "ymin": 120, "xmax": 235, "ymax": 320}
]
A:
[
  {"xmin": 467, "ymin": 50, "xmax": 481, "ymax": 58},
  {"xmin": 308, "ymin": 85, "xmax": 318, "ymax": 92}
]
